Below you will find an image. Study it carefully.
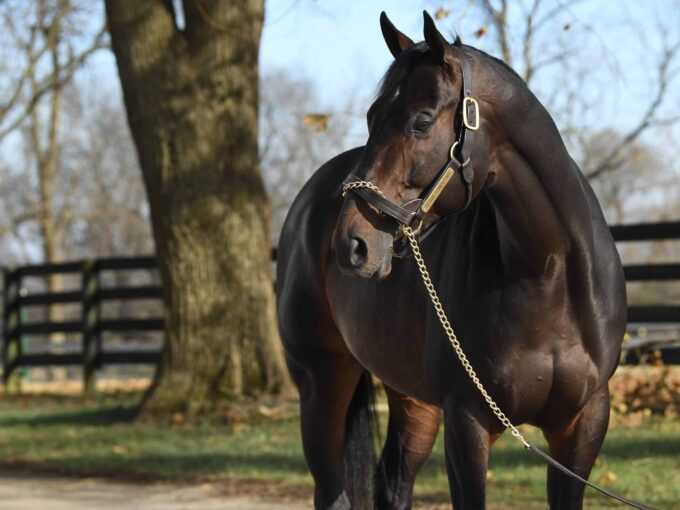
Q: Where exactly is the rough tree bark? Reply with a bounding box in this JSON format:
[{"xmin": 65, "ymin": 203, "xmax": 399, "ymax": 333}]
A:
[{"xmin": 105, "ymin": 0, "xmax": 291, "ymax": 415}]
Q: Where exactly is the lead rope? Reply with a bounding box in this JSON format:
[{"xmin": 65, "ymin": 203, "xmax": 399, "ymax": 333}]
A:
[
  {"xmin": 400, "ymin": 225, "xmax": 529, "ymax": 445},
  {"xmin": 399, "ymin": 224, "xmax": 659, "ymax": 510}
]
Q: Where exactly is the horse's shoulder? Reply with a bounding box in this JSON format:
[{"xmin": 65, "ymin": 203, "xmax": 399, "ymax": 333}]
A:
[
  {"xmin": 276, "ymin": 147, "xmax": 364, "ymax": 356},
  {"xmin": 276, "ymin": 146, "xmax": 363, "ymax": 284}
]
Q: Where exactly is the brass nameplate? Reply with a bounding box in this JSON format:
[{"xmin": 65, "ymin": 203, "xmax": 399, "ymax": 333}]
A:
[{"xmin": 421, "ymin": 167, "xmax": 454, "ymax": 213}]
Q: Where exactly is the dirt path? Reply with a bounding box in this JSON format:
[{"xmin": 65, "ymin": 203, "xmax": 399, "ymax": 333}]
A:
[
  {"xmin": 0, "ymin": 473, "xmax": 535, "ymax": 509},
  {"xmin": 0, "ymin": 474, "xmax": 309, "ymax": 510}
]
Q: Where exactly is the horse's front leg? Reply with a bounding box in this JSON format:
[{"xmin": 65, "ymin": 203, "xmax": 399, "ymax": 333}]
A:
[
  {"xmin": 288, "ymin": 351, "xmax": 364, "ymax": 510},
  {"xmin": 375, "ymin": 386, "xmax": 441, "ymax": 510},
  {"xmin": 542, "ymin": 385, "xmax": 611, "ymax": 510},
  {"xmin": 443, "ymin": 399, "xmax": 502, "ymax": 510}
]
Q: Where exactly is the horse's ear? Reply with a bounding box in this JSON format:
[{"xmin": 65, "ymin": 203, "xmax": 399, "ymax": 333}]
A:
[
  {"xmin": 423, "ymin": 10, "xmax": 455, "ymax": 67},
  {"xmin": 380, "ymin": 11, "xmax": 414, "ymax": 59}
]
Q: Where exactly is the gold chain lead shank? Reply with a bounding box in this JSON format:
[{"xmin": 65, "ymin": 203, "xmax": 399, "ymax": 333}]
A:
[{"xmin": 400, "ymin": 224, "xmax": 530, "ymax": 449}]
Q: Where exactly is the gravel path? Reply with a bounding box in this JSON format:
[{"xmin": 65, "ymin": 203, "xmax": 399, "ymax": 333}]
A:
[{"xmin": 0, "ymin": 474, "xmax": 309, "ymax": 510}]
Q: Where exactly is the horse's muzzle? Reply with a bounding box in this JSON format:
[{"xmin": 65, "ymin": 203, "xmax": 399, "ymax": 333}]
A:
[{"xmin": 333, "ymin": 229, "xmax": 393, "ymax": 280}]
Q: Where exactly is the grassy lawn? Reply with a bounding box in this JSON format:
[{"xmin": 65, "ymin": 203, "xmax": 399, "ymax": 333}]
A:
[{"xmin": 0, "ymin": 391, "xmax": 677, "ymax": 509}]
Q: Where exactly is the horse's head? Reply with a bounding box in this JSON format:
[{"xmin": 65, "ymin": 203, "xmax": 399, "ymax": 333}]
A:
[{"xmin": 332, "ymin": 11, "xmax": 493, "ymax": 279}]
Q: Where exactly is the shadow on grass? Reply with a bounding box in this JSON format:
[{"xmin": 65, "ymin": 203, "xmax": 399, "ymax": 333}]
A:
[
  {"xmin": 416, "ymin": 433, "xmax": 680, "ymax": 478},
  {"xmin": 1, "ymin": 452, "xmax": 309, "ymax": 481},
  {"xmin": 0, "ymin": 405, "xmax": 138, "ymax": 427},
  {"xmin": 489, "ymin": 434, "xmax": 680, "ymax": 467},
  {"xmin": 599, "ymin": 434, "xmax": 680, "ymax": 460}
]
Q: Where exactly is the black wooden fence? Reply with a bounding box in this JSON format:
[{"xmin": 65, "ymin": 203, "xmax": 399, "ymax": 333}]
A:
[
  {"xmin": 2, "ymin": 257, "xmax": 163, "ymax": 392},
  {"xmin": 2, "ymin": 221, "xmax": 679, "ymax": 391},
  {"xmin": 610, "ymin": 221, "xmax": 680, "ymax": 365}
]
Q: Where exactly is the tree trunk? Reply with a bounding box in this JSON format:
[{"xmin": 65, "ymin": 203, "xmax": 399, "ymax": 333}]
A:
[{"xmin": 105, "ymin": 0, "xmax": 291, "ymax": 415}]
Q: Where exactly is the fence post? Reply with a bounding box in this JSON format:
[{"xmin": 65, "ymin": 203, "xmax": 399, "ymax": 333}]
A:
[
  {"xmin": 2, "ymin": 268, "xmax": 22, "ymax": 392},
  {"xmin": 82, "ymin": 260, "xmax": 100, "ymax": 394}
]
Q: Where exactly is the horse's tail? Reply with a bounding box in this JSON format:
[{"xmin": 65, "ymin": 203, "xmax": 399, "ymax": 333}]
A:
[{"xmin": 343, "ymin": 370, "xmax": 378, "ymax": 509}]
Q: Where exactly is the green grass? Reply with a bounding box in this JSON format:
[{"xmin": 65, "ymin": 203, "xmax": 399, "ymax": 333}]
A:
[{"xmin": 0, "ymin": 392, "xmax": 678, "ymax": 509}]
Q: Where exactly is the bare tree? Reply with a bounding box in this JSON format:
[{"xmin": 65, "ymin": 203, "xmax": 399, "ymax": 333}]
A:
[
  {"xmin": 260, "ymin": 70, "xmax": 361, "ymax": 235},
  {"xmin": 0, "ymin": 0, "xmax": 107, "ymax": 262},
  {"xmin": 57, "ymin": 82, "xmax": 153, "ymax": 258},
  {"xmin": 583, "ymin": 130, "xmax": 670, "ymax": 223},
  {"xmin": 0, "ymin": 1, "xmax": 109, "ymax": 367},
  {"xmin": 0, "ymin": 0, "xmax": 106, "ymax": 142}
]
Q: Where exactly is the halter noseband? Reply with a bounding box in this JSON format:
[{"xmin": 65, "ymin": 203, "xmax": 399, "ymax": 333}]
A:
[{"xmin": 342, "ymin": 45, "xmax": 478, "ymax": 234}]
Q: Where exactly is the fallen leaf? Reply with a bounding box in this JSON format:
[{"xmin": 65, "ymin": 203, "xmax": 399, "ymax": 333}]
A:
[
  {"xmin": 600, "ymin": 470, "xmax": 618, "ymax": 484},
  {"xmin": 474, "ymin": 26, "xmax": 488, "ymax": 39}
]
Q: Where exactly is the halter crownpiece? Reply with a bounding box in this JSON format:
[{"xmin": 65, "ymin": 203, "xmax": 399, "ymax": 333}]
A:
[{"xmin": 341, "ymin": 44, "xmax": 478, "ymax": 232}]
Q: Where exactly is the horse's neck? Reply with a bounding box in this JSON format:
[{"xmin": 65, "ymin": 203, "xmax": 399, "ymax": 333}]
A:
[{"xmin": 485, "ymin": 92, "xmax": 594, "ymax": 278}]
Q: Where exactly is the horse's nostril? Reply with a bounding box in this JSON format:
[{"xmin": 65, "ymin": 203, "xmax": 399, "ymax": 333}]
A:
[{"xmin": 349, "ymin": 235, "xmax": 368, "ymax": 267}]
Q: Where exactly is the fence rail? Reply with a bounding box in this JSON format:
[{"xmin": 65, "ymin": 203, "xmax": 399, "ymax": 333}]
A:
[
  {"xmin": 2, "ymin": 257, "xmax": 164, "ymax": 392},
  {"xmin": 2, "ymin": 221, "xmax": 679, "ymax": 391},
  {"xmin": 611, "ymin": 221, "xmax": 680, "ymax": 365}
]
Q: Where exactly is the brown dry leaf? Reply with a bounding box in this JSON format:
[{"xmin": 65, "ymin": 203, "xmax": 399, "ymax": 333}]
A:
[
  {"xmin": 474, "ymin": 26, "xmax": 488, "ymax": 39},
  {"xmin": 258, "ymin": 405, "xmax": 281, "ymax": 419},
  {"xmin": 223, "ymin": 408, "xmax": 248, "ymax": 424},
  {"xmin": 614, "ymin": 402, "xmax": 627, "ymax": 413},
  {"xmin": 303, "ymin": 113, "xmax": 330, "ymax": 133},
  {"xmin": 599, "ymin": 470, "xmax": 618, "ymax": 484},
  {"xmin": 434, "ymin": 7, "xmax": 450, "ymax": 20}
]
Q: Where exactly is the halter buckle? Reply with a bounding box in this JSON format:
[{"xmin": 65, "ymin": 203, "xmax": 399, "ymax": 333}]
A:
[{"xmin": 462, "ymin": 96, "xmax": 480, "ymax": 131}]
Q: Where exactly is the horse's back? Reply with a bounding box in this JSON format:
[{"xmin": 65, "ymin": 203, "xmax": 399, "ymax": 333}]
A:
[{"xmin": 276, "ymin": 147, "xmax": 363, "ymax": 364}]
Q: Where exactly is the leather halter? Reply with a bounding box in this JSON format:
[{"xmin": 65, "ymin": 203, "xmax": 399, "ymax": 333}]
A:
[{"xmin": 342, "ymin": 44, "xmax": 479, "ymax": 234}]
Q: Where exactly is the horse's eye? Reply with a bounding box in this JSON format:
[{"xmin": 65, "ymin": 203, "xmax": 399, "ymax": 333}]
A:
[{"xmin": 411, "ymin": 114, "xmax": 433, "ymax": 134}]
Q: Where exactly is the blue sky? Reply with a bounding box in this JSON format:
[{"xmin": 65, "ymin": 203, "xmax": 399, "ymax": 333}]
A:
[
  {"xmin": 260, "ymin": 1, "xmax": 420, "ymax": 103},
  {"xmin": 52, "ymin": 0, "xmax": 680, "ymax": 160},
  {"xmin": 257, "ymin": 1, "xmax": 680, "ymax": 143},
  {"xmin": 82, "ymin": 1, "xmax": 679, "ymax": 139}
]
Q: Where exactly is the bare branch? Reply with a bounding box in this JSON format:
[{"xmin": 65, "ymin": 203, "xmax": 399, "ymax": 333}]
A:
[
  {"xmin": 520, "ymin": 0, "xmax": 541, "ymax": 83},
  {"xmin": 57, "ymin": 207, "xmax": 145, "ymax": 225},
  {"xmin": 0, "ymin": 208, "xmax": 43, "ymax": 237},
  {"xmin": 480, "ymin": 0, "xmax": 512, "ymax": 65},
  {"xmin": 0, "ymin": 20, "xmax": 107, "ymax": 141},
  {"xmin": 586, "ymin": 37, "xmax": 680, "ymax": 180}
]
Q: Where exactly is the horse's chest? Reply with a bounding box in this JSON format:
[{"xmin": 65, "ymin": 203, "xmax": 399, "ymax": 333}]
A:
[{"xmin": 327, "ymin": 265, "xmax": 439, "ymax": 400}]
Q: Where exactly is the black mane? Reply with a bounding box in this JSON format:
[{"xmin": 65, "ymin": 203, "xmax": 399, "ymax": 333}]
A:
[
  {"xmin": 374, "ymin": 41, "xmax": 430, "ymax": 104},
  {"xmin": 374, "ymin": 40, "xmax": 527, "ymax": 107}
]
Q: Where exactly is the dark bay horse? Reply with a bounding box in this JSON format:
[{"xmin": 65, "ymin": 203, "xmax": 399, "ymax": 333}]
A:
[{"xmin": 277, "ymin": 11, "xmax": 626, "ymax": 510}]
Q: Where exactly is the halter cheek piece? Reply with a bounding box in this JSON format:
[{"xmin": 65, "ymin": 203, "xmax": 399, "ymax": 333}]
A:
[{"xmin": 342, "ymin": 45, "xmax": 479, "ymax": 235}]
